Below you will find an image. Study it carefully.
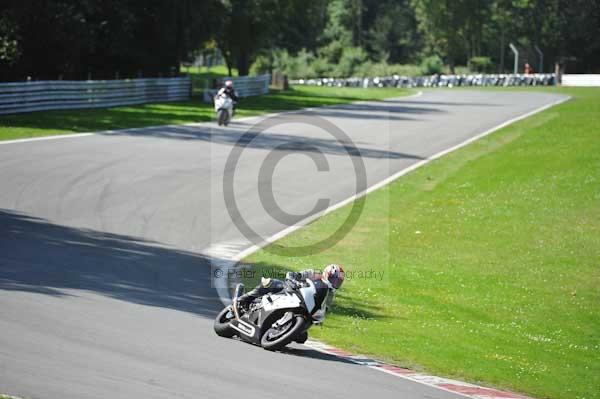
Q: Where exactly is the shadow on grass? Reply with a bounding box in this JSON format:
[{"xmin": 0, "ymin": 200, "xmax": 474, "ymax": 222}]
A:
[{"xmin": 331, "ymin": 291, "xmax": 389, "ymax": 321}]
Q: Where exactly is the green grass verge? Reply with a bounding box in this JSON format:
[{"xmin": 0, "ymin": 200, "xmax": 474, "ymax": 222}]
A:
[
  {"xmin": 0, "ymin": 86, "xmax": 411, "ymax": 141},
  {"xmin": 243, "ymin": 87, "xmax": 600, "ymax": 399}
]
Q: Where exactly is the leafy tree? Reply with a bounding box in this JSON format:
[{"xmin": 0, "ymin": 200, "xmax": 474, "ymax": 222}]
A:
[
  {"xmin": 0, "ymin": 0, "xmax": 214, "ymax": 80},
  {"xmin": 273, "ymin": 0, "xmax": 329, "ymax": 53},
  {"xmin": 0, "ymin": 13, "xmax": 20, "ymax": 72},
  {"xmin": 216, "ymin": 0, "xmax": 300, "ymax": 76},
  {"xmin": 365, "ymin": 0, "xmax": 421, "ymax": 64},
  {"xmin": 420, "ymin": 54, "xmax": 443, "ymax": 74},
  {"xmin": 2, "ymin": 0, "xmax": 600, "ymax": 80},
  {"xmin": 320, "ymin": 0, "xmax": 357, "ymax": 49},
  {"xmin": 412, "ymin": 0, "xmax": 493, "ymax": 71},
  {"xmin": 335, "ymin": 46, "xmax": 368, "ymax": 76},
  {"xmin": 554, "ymin": 0, "xmax": 600, "ymax": 72},
  {"xmin": 468, "ymin": 56, "xmax": 494, "ymax": 72}
]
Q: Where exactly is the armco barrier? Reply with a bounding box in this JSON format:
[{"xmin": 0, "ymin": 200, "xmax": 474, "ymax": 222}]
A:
[
  {"xmin": 0, "ymin": 76, "xmax": 191, "ymax": 115},
  {"xmin": 203, "ymin": 74, "xmax": 270, "ymax": 102},
  {"xmin": 227, "ymin": 74, "xmax": 270, "ymax": 97}
]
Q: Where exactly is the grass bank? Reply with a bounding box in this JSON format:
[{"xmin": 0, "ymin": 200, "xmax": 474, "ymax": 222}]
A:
[
  {"xmin": 0, "ymin": 86, "xmax": 411, "ymax": 141},
  {"xmin": 243, "ymin": 87, "xmax": 600, "ymax": 399}
]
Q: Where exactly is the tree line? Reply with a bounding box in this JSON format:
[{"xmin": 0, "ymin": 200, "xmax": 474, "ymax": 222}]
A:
[{"xmin": 1, "ymin": 0, "xmax": 598, "ymax": 81}]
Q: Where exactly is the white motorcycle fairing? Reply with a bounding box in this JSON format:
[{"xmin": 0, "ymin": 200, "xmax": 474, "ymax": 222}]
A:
[
  {"xmin": 261, "ymin": 291, "xmax": 302, "ymax": 312},
  {"xmin": 299, "ymin": 279, "xmax": 317, "ymax": 313},
  {"xmin": 214, "ymin": 94, "xmax": 233, "ymax": 126}
]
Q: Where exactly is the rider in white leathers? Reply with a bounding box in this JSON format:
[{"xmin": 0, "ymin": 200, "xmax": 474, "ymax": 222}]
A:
[
  {"xmin": 217, "ymin": 80, "xmax": 238, "ymax": 113},
  {"xmin": 238, "ymin": 264, "xmax": 345, "ymax": 314}
]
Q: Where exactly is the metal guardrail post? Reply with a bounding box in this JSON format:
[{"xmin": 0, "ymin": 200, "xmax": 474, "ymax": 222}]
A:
[
  {"xmin": 509, "ymin": 43, "xmax": 519, "ymax": 74},
  {"xmin": 219, "ymin": 74, "xmax": 271, "ymax": 98},
  {"xmin": 0, "ymin": 76, "xmax": 192, "ymax": 115},
  {"xmin": 534, "ymin": 45, "xmax": 544, "ymax": 73}
]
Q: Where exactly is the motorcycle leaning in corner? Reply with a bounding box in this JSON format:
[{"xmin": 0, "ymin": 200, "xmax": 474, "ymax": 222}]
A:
[{"xmin": 213, "ymin": 275, "xmax": 333, "ymax": 351}]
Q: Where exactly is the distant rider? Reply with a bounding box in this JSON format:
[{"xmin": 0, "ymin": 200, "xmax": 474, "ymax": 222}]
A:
[
  {"xmin": 215, "ymin": 80, "xmax": 238, "ymax": 117},
  {"xmin": 218, "ymin": 80, "xmax": 238, "ymax": 101}
]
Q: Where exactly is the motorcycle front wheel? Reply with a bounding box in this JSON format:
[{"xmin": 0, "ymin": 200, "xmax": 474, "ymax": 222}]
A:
[
  {"xmin": 217, "ymin": 109, "xmax": 227, "ymax": 126},
  {"xmin": 260, "ymin": 313, "xmax": 306, "ymax": 351},
  {"xmin": 213, "ymin": 307, "xmax": 236, "ymax": 338}
]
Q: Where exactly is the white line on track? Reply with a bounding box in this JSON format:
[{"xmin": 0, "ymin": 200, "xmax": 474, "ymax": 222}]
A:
[{"xmin": 0, "ymin": 132, "xmax": 95, "ymax": 145}]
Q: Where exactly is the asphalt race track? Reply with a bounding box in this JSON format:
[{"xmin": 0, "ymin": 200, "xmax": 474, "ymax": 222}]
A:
[{"xmin": 0, "ymin": 90, "xmax": 566, "ymax": 399}]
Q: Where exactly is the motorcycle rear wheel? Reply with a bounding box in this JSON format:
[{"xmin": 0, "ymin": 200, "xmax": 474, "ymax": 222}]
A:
[{"xmin": 261, "ymin": 314, "xmax": 306, "ymax": 351}]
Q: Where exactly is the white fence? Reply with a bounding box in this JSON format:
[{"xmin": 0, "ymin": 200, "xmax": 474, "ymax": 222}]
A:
[
  {"xmin": 561, "ymin": 74, "xmax": 600, "ymax": 87},
  {"xmin": 203, "ymin": 74, "xmax": 270, "ymax": 102},
  {"xmin": 0, "ymin": 76, "xmax": 191, "ymax": 115}
]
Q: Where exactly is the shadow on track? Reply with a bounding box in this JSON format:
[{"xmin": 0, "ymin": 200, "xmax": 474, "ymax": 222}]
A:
[
  {"xmin": 0, "ymin": 209, "xmax": 387, "ymax": 369},
  {"xmin": 382, "ymin": 99, "xmax": 503, "ymax": 107},
  {"xmin": 282, "ymin": 346, "xmax": 358, "ymax": 365},
  {"xmin": 0, "ymin": 209, "xmax": 222, "ymax": 318},
  {"xmin": 101, "ymin": 124, "xmax": 426, "ymax": 161}
]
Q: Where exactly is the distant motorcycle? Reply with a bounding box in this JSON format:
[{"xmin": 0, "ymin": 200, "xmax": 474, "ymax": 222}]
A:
[
  {"xmin": 214, "ymin": 279, "xmax": 331, "ymax": 351},
  {"xmin": 214, "ymin": 93, "xmax": 234, "ymax": 126}
]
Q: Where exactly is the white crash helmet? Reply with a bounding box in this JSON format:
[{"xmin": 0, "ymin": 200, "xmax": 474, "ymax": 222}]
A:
[{"xmin": 322, "ymin": 264, "xmax": 345, "ymax": 289}]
